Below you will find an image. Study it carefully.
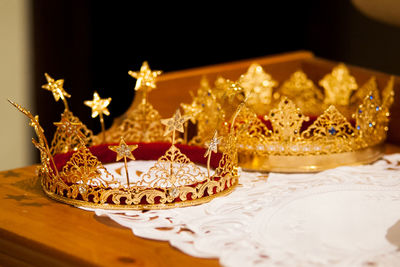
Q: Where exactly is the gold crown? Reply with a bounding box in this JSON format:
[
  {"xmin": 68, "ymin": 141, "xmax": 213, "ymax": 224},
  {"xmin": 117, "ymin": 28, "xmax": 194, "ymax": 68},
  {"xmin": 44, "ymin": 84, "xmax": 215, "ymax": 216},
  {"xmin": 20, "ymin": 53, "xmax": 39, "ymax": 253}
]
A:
[
  {"xmin": 180, "ymin": 63, "xmax": 395, "ymax": 172},
  {"xmin": 9, "ymin": 61, "xmax": 239, "ymax": 210}
]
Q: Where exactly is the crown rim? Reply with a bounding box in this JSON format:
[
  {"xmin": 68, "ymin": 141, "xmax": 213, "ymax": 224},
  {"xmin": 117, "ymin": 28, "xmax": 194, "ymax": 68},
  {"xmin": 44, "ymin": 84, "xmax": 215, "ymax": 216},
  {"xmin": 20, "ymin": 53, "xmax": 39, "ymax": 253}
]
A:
[
  {"xmin": 41, "ymin": 177, "xmax": 238, "ymax": 210},
  {"xmin": 238, "ymin": 143, "xmax": 384, "ymax": 173}
]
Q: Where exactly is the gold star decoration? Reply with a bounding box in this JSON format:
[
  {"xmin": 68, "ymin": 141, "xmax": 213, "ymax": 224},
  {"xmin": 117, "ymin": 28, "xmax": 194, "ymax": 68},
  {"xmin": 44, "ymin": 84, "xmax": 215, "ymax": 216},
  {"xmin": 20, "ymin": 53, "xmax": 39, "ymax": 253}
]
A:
[
  {"xmin": 109, "ymin": 137, "xmax": 138, "ymax": 187},
  {"xmin": 204, "ymin": 130, "xmax": 222, "ymax": 178},
  {"xmin": 108, "ymin": 137, "xmax": 138, "ymax": 162},
  {"xmin": 128, "ymin": 61, "xmax": 162, "ymax": 93},
  {"xmin": 42, "ymin": 73, "xmax": 71, "ymax": 110},
  {"xmin": 180, "ymin": 102, "xmax": 202, "ymax": 124},
  {"xmin": 84, "ymin": 91, "xmax": 111, "ymax": 143},
  {"xmin": 54, "ymin": 116, "xmax": 82, "ymax": 137},
  {"xmin": 161, "ymin": 109, "xmax": 190, "ymax": 137},
  {"xmin": 84, "ymin": 91, "xmax": 111, "ymax": 118},
  {"xmin": 204, "ymin": 130, "xmax": 222, "ymax": 158}
]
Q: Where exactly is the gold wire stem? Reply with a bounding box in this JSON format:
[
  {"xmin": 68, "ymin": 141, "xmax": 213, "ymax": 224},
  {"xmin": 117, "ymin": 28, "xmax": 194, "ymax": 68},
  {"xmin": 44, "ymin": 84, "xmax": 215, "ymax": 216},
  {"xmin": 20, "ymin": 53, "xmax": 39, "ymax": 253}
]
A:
[
  {"xmin": 99, "ymin": 113, "xmax": 106, "ymax": 143},
  {"xmin": 184, "ymin": 121, "xmax": 188, "ymax": 144},
  {"xmin": 62, "ymin": 97, "xmax": 69, "ymax": 111},
  {"xmin": 172, "ymin": 130, "xmax": 176, "ymax": 146},
  {"xmin": 206, "ymin": 152, "xmax": 211, "ymax": 179},
  {"xmin": 68, "ymin": 134, "xmax": 72, "ymax": 152},
  {"xmin": 142, "ymin": 90, "xmax": 148, "ymax": 105},
  {"xmin": 124, "ymin": 156, "xmax": 130, "ymax": 187},
  {"xmin": 170, "ymin": 130, "xmax": 176, "ymax": 178}
]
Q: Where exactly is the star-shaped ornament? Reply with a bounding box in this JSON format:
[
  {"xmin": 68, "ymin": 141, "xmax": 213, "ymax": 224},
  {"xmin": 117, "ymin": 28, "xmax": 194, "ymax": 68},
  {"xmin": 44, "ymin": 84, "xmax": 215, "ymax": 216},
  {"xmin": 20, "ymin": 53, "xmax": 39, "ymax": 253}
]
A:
[
  {"xmin": 128, "ymin": 61, "xmax": 162, "ymax": 92},
  {"xmin": 204, "ymin": 131, "xmax": 222, "ymax": 157},
  {"xmin": 53, "ymin": 117, "xmax": 82, "ymax": 137},
  {"xmin": 84, "ymin": 92, "xmax": 111, "ymax": 118},
  {"xmin": 180, "ymin": 103, "xmax": 201, "ymax": 124},
  {"xmin": 109, "ymin": 138, "xmax": 138, "ymax": 161},
  {"xmin": 161, "ymin": 109, "xmax": 191, "ymax": 136},
  {"xmin": 42, "ymin": 73, "xmax": 71, "ymax": 102}
]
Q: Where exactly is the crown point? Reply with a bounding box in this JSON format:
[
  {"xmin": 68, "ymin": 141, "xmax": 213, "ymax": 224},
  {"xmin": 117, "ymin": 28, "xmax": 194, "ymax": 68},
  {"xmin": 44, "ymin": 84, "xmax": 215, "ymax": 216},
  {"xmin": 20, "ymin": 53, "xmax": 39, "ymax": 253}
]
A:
[{"xmin": 319, "ymin": 64, "xmax": 358, "ymax": 106}]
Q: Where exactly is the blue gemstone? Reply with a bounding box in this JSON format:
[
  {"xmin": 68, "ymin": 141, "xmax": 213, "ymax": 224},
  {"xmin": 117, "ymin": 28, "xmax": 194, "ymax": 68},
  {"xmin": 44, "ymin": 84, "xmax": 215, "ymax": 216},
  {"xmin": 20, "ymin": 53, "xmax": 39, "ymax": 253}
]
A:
[
  {"xmin": 376, "ymin": 106, "xmax": 380, "ymax": 111},
  {"xmin": 369, "ymin": 122, "xmax": 373, "ymax": 127},
  {"xmin": 357, "ymin": 125, "xmax": 361, "ymax": 130},
  {"xmin": 369, "ymin": 95, "xmax": 373, "ymax": 100},
  {"xmin": 328, "ymin": 127, "xmax": 337, "ymax": 135},
  {"xmin": 358, "ymin": 109, "xmax": 362, "ymax": 114}
]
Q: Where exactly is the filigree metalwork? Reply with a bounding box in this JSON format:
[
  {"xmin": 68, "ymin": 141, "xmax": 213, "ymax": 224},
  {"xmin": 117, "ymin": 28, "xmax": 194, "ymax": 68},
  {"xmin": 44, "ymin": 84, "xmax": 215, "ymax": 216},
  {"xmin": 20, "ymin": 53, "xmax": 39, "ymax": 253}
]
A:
[
  {"xmin": 350, "ymin": 76, "xmax": 378, "ymax": 105},
  {"xmin": 138, "ymin": 145, "xmax": 206, "ymax": 188},
  {"xmin": 50, "ymin": 110, "xmax": 94, "ymax": 155},
  {"xmin": 265, "ymin": 98, "xmax": 309, "ymax": 142},
  {"xmin": 302, "ymin": 105, "xmax": 355, "ymax": 140},
  {"xmin": 231, "ymin": 105, "xmax": 271, "ymax": 153},
  {"xmin": 231, "ymin": 64, "xmax": 395, "ymax": 163},
  {"xmin": 61, "ymin": 145, "xmax": 118, "ymax": 187},
  {"xmin": 103, "ymin": 102, "xmax": 168, "ymax": 143},
  {"xmin": 355, "ymin": 87, "xmax": 382, "ymax": 145}
]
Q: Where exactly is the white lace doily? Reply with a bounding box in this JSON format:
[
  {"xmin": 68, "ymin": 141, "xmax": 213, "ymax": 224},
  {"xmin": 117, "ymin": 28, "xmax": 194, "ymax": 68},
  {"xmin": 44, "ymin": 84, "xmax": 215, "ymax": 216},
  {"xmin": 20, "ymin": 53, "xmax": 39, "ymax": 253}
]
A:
[{"xmin": 83, "ymin": 154, "xmax": 400, "ymax": 267}]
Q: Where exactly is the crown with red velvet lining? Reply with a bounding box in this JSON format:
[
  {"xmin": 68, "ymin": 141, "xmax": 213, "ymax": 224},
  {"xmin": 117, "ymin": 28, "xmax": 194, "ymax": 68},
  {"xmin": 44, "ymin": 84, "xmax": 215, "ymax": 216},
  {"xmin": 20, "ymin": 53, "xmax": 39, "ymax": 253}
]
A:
[
  {"xmin": 181, "ymin": 63, "xmax": 395, "ymax": 172},
  {"xmin": 9, "ymin": 62, "xmax": 239, "ymax": 210}
]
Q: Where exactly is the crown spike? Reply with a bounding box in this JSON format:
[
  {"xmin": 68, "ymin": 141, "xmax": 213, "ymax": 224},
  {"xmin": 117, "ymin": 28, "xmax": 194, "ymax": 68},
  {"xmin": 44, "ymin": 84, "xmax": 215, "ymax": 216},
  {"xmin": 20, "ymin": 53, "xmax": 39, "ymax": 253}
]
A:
[
  {"xmin": 319, "ymin": 63, "xmax": 358, "ymax": 106},
  {"xmin": 238, "ymin": 63, "xmax": 278, "ymax": 111}
]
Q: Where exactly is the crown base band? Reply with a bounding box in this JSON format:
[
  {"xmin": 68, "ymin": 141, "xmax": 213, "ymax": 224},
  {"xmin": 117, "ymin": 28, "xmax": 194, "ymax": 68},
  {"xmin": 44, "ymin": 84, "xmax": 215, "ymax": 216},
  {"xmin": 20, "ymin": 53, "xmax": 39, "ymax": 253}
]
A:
[
  {"xmin": 41, "ymin": 175, "xmax": 238, "ymax": 210},
  {"xmin": 238, "ymin": 144, "xmax": 385, "ymax": 173}
]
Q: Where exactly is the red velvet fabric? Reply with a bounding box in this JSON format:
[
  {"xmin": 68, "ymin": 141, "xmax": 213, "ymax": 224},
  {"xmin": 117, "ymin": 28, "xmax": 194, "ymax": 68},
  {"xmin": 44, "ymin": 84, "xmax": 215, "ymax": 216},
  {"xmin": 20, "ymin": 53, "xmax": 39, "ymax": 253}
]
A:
[{"xmin": 53, "ymin": 142, "xmax": 222, "ymax": 172}]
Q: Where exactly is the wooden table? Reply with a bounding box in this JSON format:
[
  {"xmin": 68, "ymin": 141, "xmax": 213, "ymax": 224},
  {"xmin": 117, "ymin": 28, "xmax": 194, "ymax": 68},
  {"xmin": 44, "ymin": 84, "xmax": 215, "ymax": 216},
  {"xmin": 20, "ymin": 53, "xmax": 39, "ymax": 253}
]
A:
[
  {"xmin": 0, "ymin": 144, "xmax": 398, "ymax": 266},
  {"xmin": 0, "ymin": 167, "xmax": 220, "ymax": 267},
  {"xmin": 2, "ymin": 51, "xmax": 400, "ymax": 266}
]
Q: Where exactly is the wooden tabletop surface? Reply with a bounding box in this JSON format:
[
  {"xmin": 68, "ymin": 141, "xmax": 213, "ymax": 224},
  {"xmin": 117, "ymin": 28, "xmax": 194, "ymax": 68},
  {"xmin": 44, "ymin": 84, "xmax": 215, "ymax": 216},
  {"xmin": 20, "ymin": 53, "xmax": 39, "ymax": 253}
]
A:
[
  {"xmin": 0, "ymin": 144, "xmax": 399, "ymax": 267},
  {"xmin": 0, "ymin": 168, "xmax": 220, "ymax": 266}
]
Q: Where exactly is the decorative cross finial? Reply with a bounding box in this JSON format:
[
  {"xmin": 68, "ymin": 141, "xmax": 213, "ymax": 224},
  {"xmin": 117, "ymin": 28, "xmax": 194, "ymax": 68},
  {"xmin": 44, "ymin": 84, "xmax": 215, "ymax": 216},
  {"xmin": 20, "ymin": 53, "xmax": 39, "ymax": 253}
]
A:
[
  {"xmin": 238, "ymin": 63, "xmax": 277, "ymax": 106},
  {"xmin": 42, "ymin": 73, "xmax": 71, "ymax": 111},
  {"xmin": 319, "ymin": 63, "xmax": 358, "ymax": 106}
]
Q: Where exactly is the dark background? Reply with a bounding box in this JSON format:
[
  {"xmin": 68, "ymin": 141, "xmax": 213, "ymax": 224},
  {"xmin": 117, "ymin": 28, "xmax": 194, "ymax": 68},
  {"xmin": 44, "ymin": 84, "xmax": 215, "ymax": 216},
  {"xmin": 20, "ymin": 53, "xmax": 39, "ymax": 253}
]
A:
[{"xmin": 31, "ymin": 0, "xmax": 400, "ymax": 140}]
